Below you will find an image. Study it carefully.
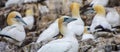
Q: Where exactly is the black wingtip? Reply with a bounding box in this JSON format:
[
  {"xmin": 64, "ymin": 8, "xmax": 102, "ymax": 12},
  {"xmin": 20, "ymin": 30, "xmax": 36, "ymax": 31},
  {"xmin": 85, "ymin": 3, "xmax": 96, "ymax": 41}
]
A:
[
  {"xmin": 37, "ymin": 0, "xmax": 46, "ymax": 3},
  {"xmin": 112, "ymin": 26, "xmax": 120, "ymax": 29},
  {"xmin": 0, "ymin": 34, "xmax": 19, "ymax": 42},
  {"xmin": 95, "ymin": 25, "xmax": 112, "ymax": 32},
  {"xmin": 95, "ymin": 25, "xmax": 104, "ymax": 30}
]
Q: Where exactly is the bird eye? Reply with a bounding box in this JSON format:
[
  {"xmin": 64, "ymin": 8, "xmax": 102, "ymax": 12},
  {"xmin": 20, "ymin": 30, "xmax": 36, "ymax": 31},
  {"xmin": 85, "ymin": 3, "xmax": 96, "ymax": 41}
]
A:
[
  {"xmin": 64, "ymin": 18, "xmax": 69, "ymax": 22},
  {"xmin": 87, "ymin": 27, "xmax": 90, "ymax": 30},
  {"xmin": 15, "ymin": 16, "xmax": 20, "ymax": 18}
]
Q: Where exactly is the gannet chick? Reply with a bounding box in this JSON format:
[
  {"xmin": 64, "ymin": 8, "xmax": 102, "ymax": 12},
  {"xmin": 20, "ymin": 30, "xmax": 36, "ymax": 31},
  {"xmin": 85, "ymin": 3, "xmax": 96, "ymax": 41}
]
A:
[
  {"xmin": 36, "ymin": 19, "xmax": 59, "ymax": 43},
  {"xmin": 81, "ymin": 26, "xmax": 95, "ymax": 41},
  {"xmin": 23, "ymin": 8, "xmax": 34, "ymax": 30},
  {"xmin": 68, "ymin": 2, "xmax": 84, "ymax": 36},
  {"xmin": 90, "ymin": 0, "xmax": 109, "ymax": 7},
  {"xmin": 90, "ymin": 5, "xmax": 112, "ymax": 33},
  {"xmin": 5, "ymin": 0, "xmax": 24, "ymax": 7},
  {"xmin": 0, "ymin": 11, "xmax": 27, "ymax": 46},
  {"xmin": 106, "ymin": 8, "xmax": 120, "ymax": 30},
  {"xmin": 37, "ymin": 16, "xmax": 79, "ymax": 52}
]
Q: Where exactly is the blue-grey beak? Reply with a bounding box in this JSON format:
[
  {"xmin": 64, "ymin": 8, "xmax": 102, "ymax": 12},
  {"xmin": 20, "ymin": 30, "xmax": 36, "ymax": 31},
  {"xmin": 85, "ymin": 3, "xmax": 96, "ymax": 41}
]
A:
[
  {"xmin": 64, "ymin": 18, "xmax": 77, "ymax": 23},
  {"xmin": 15, "ymin": 16, "xmax": 27, "ymax": 25}
]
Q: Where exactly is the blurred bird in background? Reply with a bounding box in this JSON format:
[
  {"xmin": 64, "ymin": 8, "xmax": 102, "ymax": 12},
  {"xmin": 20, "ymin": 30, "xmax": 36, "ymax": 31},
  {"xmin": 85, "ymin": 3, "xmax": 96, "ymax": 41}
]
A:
[{"xmin": 0, "ymin": 11, "xmax": 27, "ymax": 46}]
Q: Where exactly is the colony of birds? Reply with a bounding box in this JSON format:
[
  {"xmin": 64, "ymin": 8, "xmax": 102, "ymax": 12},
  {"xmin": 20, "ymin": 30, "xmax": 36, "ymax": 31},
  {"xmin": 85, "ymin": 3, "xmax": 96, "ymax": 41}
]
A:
[{"xmin": 0, "ymin": 0, "xmax": 120, "ymax": 52}]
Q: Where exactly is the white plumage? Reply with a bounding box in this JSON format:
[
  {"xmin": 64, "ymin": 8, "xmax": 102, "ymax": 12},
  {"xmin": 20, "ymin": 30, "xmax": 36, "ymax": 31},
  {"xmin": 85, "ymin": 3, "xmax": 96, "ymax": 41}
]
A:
[
  {"xmin": 0, "ymin": 24, "xmax": 26, "ymax": 46},
  {"xmin": 106, "ymin": 8, "xmax": 120, "ymax": 27},
  {"xmin": 81, "ymin": 34, "xmax": 95, "ymax": 41},
  {"xmin": 37, "ymin": 35, "xmax": 79, "ymax": 52},
  {"xmin": 23, "ymin": 15, "xmax": 34, "ymax": 30},
  {"xmin": 24, "ymin": 0, "xmax": 37, "ymax": 3},
  {"xmin": 68, "ymin": 2, "xmax": 84, "ymax": 36},
  {"xmin": 68, "ymin": 18, "xmax": 84, "ymax": 36},
  {"xmin": 5, "ymin": 0, "xmax": 24, "ymax": 7},
  {"xmin": 90, "ymin": 0, "xmax": 109, "ymax": 7},
  {"xmin": 37, "ymin": 16, "xmax": 79, "ymax": 52},
  {"xmin": 36, "ymin": 19, "xmax": 59, "ymax": 43}
]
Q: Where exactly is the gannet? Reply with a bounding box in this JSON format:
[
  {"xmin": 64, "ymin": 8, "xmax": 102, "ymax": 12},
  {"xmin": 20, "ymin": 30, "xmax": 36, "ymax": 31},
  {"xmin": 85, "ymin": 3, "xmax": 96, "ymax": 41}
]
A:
[
  {"xmin": 90, "ymin": 5, "xmax": 112, "ymax": 33},
  {"xmin": 106, "ymin": 8, "xmax": 120, "ymax": 30},
  {"xmin": 37, "ymin": 16, "xmax": 79, "ymax": 52},
  {"xmin": 68, "ymin": 2, "xmax": 84, "ymax": 36},
  {"xmin": 81, "ymin": 26, "xmax": 95, "ymax": 41},
  {"xmin": 23, "ymin": 8, "xmax": 34, "ymax": 30},
  {"xmin": 0, "ymin": 11, "xmax": 27, "ymax": 46}
]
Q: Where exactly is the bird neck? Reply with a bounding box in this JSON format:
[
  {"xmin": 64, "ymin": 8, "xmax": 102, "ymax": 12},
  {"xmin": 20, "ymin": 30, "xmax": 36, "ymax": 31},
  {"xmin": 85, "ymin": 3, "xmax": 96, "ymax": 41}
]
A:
[
  {"xmin": 71, "ymin": 8, "xmax": 80, "ymax": 18},
  {"xmin": 59, "ymin": 23, "xmax": 67, "ymax": 35},
  {"xmin": 13, "ymin": 23, "xmax": 24, "ymax": 26},
  {"xmin": 96, "ymin": 12, "xmax": 105, "ymax": 16},
  {"xmin": 83, "ymin": 27, "xmax": 89, "ymax": 34},
  {"xmin": 63, "ymin": 31, "xmax": 75, "ymax": 38},
  {"xmin": 96, "ymin": 13, "xmax": 105, "ymax": 17},
  {"xmin": 60, "ymin": 23, "xmax": 76, "ymax": 39}
]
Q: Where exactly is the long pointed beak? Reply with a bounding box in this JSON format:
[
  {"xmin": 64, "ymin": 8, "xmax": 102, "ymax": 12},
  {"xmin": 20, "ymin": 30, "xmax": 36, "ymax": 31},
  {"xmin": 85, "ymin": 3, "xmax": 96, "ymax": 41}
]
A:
[{"xmin": 16, "ymin": 16, "xmax": 27, "ymax": 25}]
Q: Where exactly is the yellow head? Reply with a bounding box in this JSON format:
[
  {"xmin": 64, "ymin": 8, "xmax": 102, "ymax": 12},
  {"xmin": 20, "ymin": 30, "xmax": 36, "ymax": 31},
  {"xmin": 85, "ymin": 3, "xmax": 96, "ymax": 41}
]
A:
[
  {"xmin": 58, "ymin": 16, "xmax": 77, "ymax": 35},
  {"xmin": 70, "ymin": 2, "xmax": 80, "ymax": 17},
  {"xmin": 25, "ymin": 8, "xmax": 34, "ymax": 16},
  {"xmin": 70, "ymin": 2, "xmax": 80, "ymax": 11},
  {"xmin": 7, "ymin": 11, "xmax": 19, "ymax": 25},
  {"xmin": 7, "ymin": 11, "xmax": 27, "ymax": 25},
  {"xmin": 93, "ymin": 5, "xmax": 105, "ymax": 15}
]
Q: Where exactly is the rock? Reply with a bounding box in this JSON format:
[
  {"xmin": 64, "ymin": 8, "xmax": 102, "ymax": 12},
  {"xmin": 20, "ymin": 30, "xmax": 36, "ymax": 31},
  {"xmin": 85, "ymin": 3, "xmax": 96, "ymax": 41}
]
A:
[
  {"xmin": 104, "ymin": 45, "xmax": 112, "ymax": 52},
  {"xmin": 0, "ymin": 42, "xmax": 7, "ymax": 51},
  {"xmin": 113, "ymin": 35, "xmax": 120, "ymax": 44}
]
